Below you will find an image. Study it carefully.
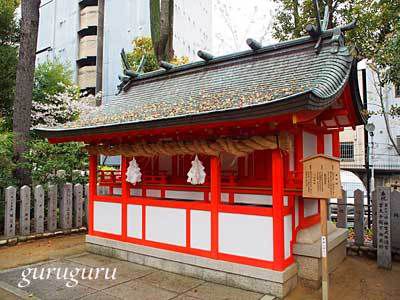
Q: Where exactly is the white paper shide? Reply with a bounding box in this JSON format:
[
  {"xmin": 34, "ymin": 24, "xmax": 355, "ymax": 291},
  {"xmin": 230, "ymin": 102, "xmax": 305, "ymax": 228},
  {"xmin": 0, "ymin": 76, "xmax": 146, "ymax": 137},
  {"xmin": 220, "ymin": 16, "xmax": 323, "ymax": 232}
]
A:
[
  {"xmin": 126, "ymin": 158, "xmax": 142, "ymax": 185},
  {"xmin": 187, "ymin": 155, "xmax": 206, "ymax": 185}
]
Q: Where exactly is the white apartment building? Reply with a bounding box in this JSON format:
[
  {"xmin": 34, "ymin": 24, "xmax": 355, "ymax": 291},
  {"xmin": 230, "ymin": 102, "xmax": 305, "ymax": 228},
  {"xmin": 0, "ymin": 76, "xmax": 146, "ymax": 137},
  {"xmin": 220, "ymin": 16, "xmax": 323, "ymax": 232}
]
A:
[
  {"xmin": 36, "ymin": 0, "xmax": 212, "ymax": 103},
  {"xmin": 340, "ymin": 62, "xmax": 400, "ymax": 187}
]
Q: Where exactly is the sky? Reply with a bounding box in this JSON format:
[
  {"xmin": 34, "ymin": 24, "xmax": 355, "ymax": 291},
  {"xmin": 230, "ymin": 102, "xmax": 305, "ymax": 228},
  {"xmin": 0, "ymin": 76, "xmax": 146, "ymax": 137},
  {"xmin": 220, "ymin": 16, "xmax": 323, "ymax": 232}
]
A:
[{"xmin": 212, "ymin": 0, "xmax": 278, "ymax": 55}]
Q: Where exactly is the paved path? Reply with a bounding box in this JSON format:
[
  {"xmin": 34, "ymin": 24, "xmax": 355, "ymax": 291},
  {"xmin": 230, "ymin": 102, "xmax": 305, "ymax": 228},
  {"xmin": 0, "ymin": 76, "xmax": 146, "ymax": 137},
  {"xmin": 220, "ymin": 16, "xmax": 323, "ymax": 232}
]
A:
[{"xmin": 0, "ymin": 253, "xmax": 274, "ymax": 300}]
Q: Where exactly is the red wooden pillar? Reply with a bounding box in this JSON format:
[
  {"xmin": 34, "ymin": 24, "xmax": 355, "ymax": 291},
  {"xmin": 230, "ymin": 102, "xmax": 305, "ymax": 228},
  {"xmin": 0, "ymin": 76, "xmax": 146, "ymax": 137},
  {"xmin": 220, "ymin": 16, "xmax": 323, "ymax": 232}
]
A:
[
  {"xmin": 332, "ymin": 130, "xmax": 340, "ymax": 158},
  {"xmin": 88, "ymin": 154, "xmax": 98, "ymax": 235},
  {"xmin": 272, "ymin": 149, "xmax": 285, "ymax": 270},
  {"xmin": 317, "ymin": 132, "xmax": 325, "ymax": 154},
  {"xmin": 121, "ymin": 156, "xmax": 129, "ymax": 240},
  {"xmin": 210, "ymin": 156, "xmax": 221, "ymax": 258}
]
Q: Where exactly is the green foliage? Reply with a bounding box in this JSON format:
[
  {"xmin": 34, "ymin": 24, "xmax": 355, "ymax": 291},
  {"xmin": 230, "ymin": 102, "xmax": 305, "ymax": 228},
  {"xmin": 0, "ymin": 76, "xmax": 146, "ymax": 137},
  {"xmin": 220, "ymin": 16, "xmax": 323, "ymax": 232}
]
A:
[
  {"xmin": 33, "ymin": 59, "xmax": 78, "ymax": 103},
  {"xmin": 0, "ymin": 132, "xmax": 16, "ymax": 189},
  {"xmin": 126, "ymin": 37, "xmax": 189, "ymax": 73},
  {"xmin": 0, "ymin": 0, "xmax": 19, "ymax": 126},
  {"xmin": 272, "ymin": 0, "xmax": 400, "ymax": 87},
  {"xmin": 22, "ymin": 139, "xmax": 88, "ymax": 185}
]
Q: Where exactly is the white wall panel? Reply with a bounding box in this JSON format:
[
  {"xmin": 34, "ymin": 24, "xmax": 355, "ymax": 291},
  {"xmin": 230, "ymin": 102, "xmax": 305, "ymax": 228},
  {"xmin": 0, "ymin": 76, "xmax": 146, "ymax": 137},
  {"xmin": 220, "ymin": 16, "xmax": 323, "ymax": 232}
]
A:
[
  {"xmin": 93, "ymin": 202, "xmax": 121, "ymax": 235},
  {"xmin": 190, "ymin": 210, "xmax": 211, "ymax": 250},
  {"xmin": 130, "ymin": 188, "xmax": 142, "ymax": 196},
  {"xmin": 166, "ymin": 190, "xmax": 204, "ymax": 201},
  {"xmin": 146, "ymin": 189, "xmax": 161, "ymax": 198},
  {"xmin": 127, "ymin": 205, "xmax": 142, "ymax": 239},
  {"xmin": 303, "ymin": 131, "xmax": 317, "ymax": 158},
  {"xmin": 304, "ymin": 199, "xmax": 319, "ymax": 217},
  {"xmin": 284, "ymin": 215, "xmax": 292, "ymax": 259},
  {"xmin": 234, "ymin": 194, "xmax": 272, "ymax": 206},
  {"xmin": 284, "ymin": 196, "xmax": 288, "ymax": 206},
  {"xmin": 219, "ymin": 213, "xmax": 273, "ymax": 261},
  {"xmin": 324, "ymin": 134, "xmax": 333, "ymax": 156},
  {"xmin": 289, "ymin": 134, "xmax": 295, "ymax": 171},
  {"xmin": 146, "ymin": 207, "xmax": 186, "ymax": 246}
]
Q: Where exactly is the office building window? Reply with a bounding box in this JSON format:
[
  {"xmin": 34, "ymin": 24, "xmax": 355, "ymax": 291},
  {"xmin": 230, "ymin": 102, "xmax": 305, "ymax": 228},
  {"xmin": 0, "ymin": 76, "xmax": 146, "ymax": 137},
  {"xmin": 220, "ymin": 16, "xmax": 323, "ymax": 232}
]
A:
[
  {"xmin": 340, "ymin": 142, "xmax": 354, "ymax": 161},
  {"xmin": 397, "ymin": 135, "xmax": 400, "ymax": 151},
  {"xmin": 395, "ymin": 85, "xmax": 400, "ymax": 98}
]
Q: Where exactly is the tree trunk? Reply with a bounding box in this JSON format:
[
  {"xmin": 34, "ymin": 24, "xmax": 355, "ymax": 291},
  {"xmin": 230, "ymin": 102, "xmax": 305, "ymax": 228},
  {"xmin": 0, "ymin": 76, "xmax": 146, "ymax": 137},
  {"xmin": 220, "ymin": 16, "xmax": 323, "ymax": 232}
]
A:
[
  {"xmin": 292, "ymin": 0, "xmax": 301, "ymax": 38},
  {"xmin": 13, "ymin": 0, "xmax": 41, "ymax": 185},
  {"xmin": 150, "ymin": 0, "xmax": 174, "ymax": 62},
  {"xmin": 95, "ymin": 0, "xmax": 105, "ymax": 105}
]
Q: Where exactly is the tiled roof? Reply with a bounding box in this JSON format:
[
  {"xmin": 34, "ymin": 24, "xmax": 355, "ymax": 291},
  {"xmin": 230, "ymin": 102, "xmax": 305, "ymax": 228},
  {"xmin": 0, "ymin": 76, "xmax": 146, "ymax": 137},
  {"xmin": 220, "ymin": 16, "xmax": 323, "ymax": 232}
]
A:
[{"xmin": 35, "ymin": 29, "xmax": 360, "ymax": 137}]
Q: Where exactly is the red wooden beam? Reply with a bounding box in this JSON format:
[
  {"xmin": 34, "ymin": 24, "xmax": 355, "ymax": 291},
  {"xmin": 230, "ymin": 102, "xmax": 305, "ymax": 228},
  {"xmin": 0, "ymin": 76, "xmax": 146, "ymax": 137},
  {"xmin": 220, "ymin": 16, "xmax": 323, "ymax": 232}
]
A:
[{"xmin": 121, "ymin": 156, "xmax": 128, "ymax": 240}]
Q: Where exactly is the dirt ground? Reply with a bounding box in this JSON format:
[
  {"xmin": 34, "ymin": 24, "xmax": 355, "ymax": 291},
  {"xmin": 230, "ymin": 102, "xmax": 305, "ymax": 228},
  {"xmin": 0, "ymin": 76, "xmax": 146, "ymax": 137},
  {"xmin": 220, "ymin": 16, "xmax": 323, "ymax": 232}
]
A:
[
  {"xmin": 0, "ymin": 234, "xmax": 399, "ymax": 299},
  {"xmin": 0, "ymin": 233, "xmax": 85, "ymax": 270}
]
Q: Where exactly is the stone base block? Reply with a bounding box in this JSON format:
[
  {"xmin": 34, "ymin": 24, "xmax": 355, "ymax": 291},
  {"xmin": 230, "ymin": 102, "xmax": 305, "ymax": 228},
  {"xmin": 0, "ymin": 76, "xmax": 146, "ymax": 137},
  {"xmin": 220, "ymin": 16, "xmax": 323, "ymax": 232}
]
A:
[
  {"xmin": 293, "ymin": 223, "xmax": 347, "ymax": 289},
  {"xmin": 86, "ymin": 235, "xmax": 297, "ymax": 298}
]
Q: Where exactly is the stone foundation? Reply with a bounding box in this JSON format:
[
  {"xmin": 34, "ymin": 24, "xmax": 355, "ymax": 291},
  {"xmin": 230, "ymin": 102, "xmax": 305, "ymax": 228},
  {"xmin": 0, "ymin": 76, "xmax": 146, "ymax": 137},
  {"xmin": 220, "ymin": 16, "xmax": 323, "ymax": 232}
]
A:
[
  {"xmin": 86, "ymin": 235, "xmax": 297, "ymax": 298},
  {"xmin": 293, "ymin": 222, "xmax": 347, "ymax": 289}
]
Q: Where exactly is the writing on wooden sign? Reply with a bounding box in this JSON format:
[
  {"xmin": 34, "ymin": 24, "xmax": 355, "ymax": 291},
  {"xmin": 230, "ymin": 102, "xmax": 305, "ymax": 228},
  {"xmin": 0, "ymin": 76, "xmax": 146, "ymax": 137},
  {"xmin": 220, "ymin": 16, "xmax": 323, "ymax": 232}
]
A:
[{"xmin": 302, "ymin": 154, "xmax": 341, "ymax": 199}]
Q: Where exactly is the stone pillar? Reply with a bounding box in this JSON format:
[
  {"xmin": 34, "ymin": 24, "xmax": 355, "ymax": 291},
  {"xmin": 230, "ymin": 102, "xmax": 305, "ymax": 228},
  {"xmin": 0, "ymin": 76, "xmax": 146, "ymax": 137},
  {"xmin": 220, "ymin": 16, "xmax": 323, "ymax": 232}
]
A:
[
  {"xmin": 74, "ymin": 183, "xmax": 83, "ymax": 228},
  {"xmin": 47, "ymin": 184, "xmax": 58, "ymax": 231},
  {"xmin": 19, "ymin": 186, "xmax": 31, "ymax": 236},
  {"xmin": 4, "ymin": 186, "xmax": 16, "ymax": 238},
  {"xmin": 376, "ymin": 187, "xmax": 391, "ymax": 269},
  {"xmin": 60, "ymin": 183, "xmax": 73, "ymax": 229},
  {"xmin": 336, "ymin": 189, "xmax": 347, "ymax": 228},
  {"xmin": 354, "ymin": 189, "xmax": 364, "ymax": 246},
  {"xmin": 84, "ymin": 183, "xmax": 89, "ymax": 226},
  {"xmin": 391, "ymin": 190, "xmax": 400, "ymax": 253},
  {"xmin": 34, "ymin": 185, "xmax": 44, "ymax": 233}
]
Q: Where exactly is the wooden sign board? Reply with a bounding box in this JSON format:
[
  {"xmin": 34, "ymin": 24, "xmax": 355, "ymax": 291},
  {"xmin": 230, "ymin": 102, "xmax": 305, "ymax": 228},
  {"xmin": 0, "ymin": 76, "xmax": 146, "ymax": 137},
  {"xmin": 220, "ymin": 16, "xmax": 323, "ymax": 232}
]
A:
[{"xmin": 302, "ymin": 154, "xmax": 341, "ymax": 199}]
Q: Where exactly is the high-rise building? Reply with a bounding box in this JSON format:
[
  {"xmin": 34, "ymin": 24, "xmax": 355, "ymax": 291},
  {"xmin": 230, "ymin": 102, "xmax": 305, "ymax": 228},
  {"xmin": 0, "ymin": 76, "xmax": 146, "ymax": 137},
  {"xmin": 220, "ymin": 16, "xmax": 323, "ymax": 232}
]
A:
[{"xmin": 36, "ymin": 0, "xmax": 212, "ymax": 103}]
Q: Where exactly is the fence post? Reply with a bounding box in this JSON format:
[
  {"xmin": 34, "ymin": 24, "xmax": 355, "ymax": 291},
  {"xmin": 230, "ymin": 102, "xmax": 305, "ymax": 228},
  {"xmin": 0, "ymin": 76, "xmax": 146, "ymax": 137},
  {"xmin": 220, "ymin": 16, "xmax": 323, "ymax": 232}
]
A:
[
  {"xmin": 20, "ymin": 186, "xmax": 31, "ymax": 236},
  {"xmin": 376, "ymin": 187, "xmax": 391, "ymax": 269},
  {"xmin": 390, "ymin": 190, "xmax": 400, "ymax": 254},
  {"xmin": 34, "ymin": 185, "xmax": 44, "ymax": 234},
  {"xmin": 84, "ymin": 183, "xmax": 89, "ymax": 226},
  {"xmin": 74, "ymin": 183, "xmax": 83, "ymax": 227},
  {"xmin": 337, "ymin": 189, "xmax": 347, "ymax": 228},
  {"xmin": 354, "ymin": 189, "xmax": 364, "ymax": 246},
  {"xmin": 4, "ymin": 186, "xmax": 16, "ymax": 238},
  {"xmin": 47, "ymin": 184, "xmax": 58, "ymax": 232},
  {"xmin": 60, "ymin": 183, "xmax": 73, "ymax": 229},
  {"xmin": 372, "ymin": 191, "xmax": 377, "ymax": 248}
]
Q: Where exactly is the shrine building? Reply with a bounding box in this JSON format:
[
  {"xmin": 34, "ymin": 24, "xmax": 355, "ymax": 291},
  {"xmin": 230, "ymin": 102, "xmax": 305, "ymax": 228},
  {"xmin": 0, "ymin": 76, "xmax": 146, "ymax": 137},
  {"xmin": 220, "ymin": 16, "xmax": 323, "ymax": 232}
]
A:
[{"xmin": 36, "ymin": 24, "xmax": 365, "ymax": 297}]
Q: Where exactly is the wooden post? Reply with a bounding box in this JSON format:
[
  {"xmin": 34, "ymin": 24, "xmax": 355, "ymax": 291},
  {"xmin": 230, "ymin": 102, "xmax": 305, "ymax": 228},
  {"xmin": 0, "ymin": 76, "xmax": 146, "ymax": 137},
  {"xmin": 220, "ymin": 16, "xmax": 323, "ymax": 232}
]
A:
[
  {"xmin": 210, "ymin": 156, "xmax": 221, "ymax": 258},
  {"xmin": 302, "ymin": 154, "xmax": 341, "ymax": 300},
  {"xmin": 88, "ymin": 154, "xmax": 98, "ymax": 235},
  {"xmin": 320, "ymin": 198, "xmax": 329, "ymax": 300},
  {"xmin": 272, "ymin": 149, "xmax": 285, "ymax": 270}
]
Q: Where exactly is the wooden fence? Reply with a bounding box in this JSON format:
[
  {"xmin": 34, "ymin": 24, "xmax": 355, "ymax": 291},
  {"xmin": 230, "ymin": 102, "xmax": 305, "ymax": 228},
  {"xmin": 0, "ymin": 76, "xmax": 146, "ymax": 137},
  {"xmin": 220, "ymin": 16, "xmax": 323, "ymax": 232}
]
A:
[
  {"xmin": 329, "ymin": 187, "xmax": 400, "ymax": 269},
  {"xmin": 1, "ymin": 183, "xmax": 89, "ymax": 242}
]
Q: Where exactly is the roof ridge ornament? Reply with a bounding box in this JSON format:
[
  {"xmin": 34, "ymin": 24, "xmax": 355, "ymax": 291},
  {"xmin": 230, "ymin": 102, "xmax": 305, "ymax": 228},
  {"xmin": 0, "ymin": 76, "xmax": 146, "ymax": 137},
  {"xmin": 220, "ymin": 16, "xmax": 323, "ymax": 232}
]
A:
[
  {"xmin": 117, "ymin": 52, "xmax": 147, "ymax": 95},
  {"xmin": 305, "ymin": 0, "xmax": 329, "ymax": 54}
]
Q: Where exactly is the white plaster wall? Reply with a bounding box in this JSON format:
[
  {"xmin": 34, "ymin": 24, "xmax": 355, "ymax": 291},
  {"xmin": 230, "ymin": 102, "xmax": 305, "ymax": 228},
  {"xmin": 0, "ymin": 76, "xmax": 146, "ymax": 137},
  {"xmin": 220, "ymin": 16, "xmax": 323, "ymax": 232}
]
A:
[
  {"xmin": 146, "ymin": 189, "xmax": 161, "ymax": 198},
  {"xmin": 219, "ymin": 213, "xmax": 274, "ymax": 261},
  {"xmin": 234, "ymin": 194, "xmax": 272, "ymax": 205},
  {"xmin": 324, "ymin": 134, "xmax": 333, "ymax": 156},
  {"xmin": 303, "ymin": 199, "xmax": 318, "ymax": 217},
  {"xmin": 284, "ymin": 215, "xmax": 292, "ymax": 259},
  {"xmin": 146, "ymin": 207, "xmax": 186, "ymax": 246},
  {"xmin": 131, "ymin": 188, "xmax": 142, "ymax": 196},
  {"xmin": 165, "ymin": 190, "xmax": 204, "ymax": 201},
  {"xmin": 190, "ymin": 210, "xmax": 211, "ymax": 250},
  {"xmin": 127, "ymin": 204, "xmax": 142, "ymax": 239},
  {"xmin": 303, "ymin": 131, "xmax": 317, "ymax": 158},
  {"xmin": 93, "ymin": 201, "xmax": 121, "ymax": 235}
]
